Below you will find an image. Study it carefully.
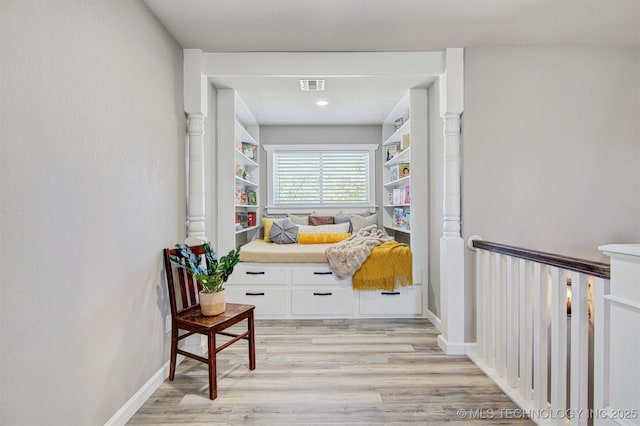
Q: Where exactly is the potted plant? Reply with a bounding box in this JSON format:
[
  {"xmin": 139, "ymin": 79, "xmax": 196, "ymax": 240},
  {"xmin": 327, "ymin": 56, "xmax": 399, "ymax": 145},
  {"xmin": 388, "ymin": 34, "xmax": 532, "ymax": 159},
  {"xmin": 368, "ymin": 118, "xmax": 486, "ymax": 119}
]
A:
[{"xmin": 170, "ymin": 242, "xmax": 241, "ymax": 316}]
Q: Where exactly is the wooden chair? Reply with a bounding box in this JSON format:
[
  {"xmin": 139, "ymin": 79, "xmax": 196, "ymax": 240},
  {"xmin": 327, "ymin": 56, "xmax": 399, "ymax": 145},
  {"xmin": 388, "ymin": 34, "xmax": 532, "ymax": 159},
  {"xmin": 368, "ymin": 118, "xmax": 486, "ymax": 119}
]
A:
[{"xmin": 163, "ymin": 245, "xmax": 256, "ymax": 400}]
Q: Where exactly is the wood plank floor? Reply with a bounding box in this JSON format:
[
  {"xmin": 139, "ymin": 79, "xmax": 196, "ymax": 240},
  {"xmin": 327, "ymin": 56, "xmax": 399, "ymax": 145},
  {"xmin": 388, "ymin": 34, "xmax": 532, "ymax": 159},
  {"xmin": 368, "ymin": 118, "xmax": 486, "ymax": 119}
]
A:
[{"xmin": 128, "ymin": 319, "xmax": 534, "ymax": 425}]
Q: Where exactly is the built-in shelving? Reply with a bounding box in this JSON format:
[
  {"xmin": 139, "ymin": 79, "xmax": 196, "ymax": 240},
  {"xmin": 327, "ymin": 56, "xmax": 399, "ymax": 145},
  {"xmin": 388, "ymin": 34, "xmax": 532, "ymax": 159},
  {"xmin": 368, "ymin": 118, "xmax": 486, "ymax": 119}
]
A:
[
  {"xmin": 217, "ymin": 89, "xmax": 262, "ymax": 255},
  {"xmin": 379, "ymin": 89, "xmax": 428, "ymax": 287}
]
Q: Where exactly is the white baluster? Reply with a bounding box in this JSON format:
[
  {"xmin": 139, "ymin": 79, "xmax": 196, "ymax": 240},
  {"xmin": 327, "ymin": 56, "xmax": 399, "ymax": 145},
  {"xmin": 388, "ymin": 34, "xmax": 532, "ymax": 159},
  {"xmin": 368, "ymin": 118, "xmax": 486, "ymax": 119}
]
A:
[
  {"xmin": 533, "ymin": 263, "xmax": 549, "ymax": 410},
  {"xmin": 592, "ymin": 277, "xmax": 610, "ymax": 420},
  {"xmin": 506, "ymin": 256, "xmax": 519, "ymax": 388},
  {"xmin": 551, "ymin": 267, "xmax": 569, "ymax": 416},
  {"xmin": 496, "ymin": 253, "xmax": 506, "ymax": 378},
  {"xmin": 476, "ymin": 249, "xmax": 485, "ymax": 361},
  {"xmin": 519, "ymin": 259, "xmax": 534, "ymax": 401},
  {"xmin": 487, "ymin": 252, "xmax": 496, "ymax": 369},
  {"xmin": 569, "ymin": 273, "xmax": 589, "ymax": 426}
]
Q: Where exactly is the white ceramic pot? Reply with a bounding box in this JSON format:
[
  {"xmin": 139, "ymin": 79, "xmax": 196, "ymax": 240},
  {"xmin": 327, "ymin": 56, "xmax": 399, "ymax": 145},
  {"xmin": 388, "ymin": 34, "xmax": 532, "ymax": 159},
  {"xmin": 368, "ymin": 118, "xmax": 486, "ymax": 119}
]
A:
[{"xmin": 199, "ymin": 289, "xmax": 226, "ymax": 316}]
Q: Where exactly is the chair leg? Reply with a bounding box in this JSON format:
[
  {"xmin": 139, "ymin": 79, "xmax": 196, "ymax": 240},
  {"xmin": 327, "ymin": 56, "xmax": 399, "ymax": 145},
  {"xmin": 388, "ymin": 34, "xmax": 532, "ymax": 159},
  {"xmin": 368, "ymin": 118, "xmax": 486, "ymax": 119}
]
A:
[
  {"xmin": 208, "ymin": 332, "xmax": 217, "ymax": 400},
  {"xmin": 248, "ymin": 310, "xmax": 256, "ymax": 370},
  {"xmin": 169, "ymin": 326, "xmax": 178, "ymax": 381}
]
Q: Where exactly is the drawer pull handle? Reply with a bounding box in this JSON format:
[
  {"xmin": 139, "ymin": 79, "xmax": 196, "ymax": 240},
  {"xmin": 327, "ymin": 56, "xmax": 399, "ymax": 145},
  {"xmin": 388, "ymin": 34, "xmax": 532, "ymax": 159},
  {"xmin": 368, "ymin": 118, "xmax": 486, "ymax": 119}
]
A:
[
  {"xmin": 381, "ymin": 291, "xmax": 401, "ymax": 295},
  {"xmin": 246, "ymin": 271, "xmax": 265, "ymax": 275},
  {"xmin": 245, "ymin": 292, "xmax": 265, "ymax": 296},
  {"xmin": 313, "ymin": 271, "xmax": 333, "ymax": 275},
  {"xmin": 313, "ymin": 292, "xmax": 333, "ymax": 296}
]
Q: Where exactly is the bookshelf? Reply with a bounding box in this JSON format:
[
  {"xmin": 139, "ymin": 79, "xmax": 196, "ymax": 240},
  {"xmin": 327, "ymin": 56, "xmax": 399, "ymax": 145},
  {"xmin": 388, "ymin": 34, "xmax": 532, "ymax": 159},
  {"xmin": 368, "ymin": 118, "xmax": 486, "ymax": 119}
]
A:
[
  {"xmin": 217, "ymin": 89, "xmax": 261, "ymax": 255},
  {"xmin": 381, "ymin": 89, "xmax": 427, "ymax": 283}
]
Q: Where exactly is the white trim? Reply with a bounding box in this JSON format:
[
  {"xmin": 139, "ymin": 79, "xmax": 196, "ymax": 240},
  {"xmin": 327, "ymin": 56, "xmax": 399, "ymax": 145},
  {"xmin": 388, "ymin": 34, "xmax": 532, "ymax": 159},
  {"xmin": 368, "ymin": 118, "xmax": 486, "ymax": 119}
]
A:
[
  {"xmin": 104, "ymin": 361, "xmax": 169, "ymax": 426},
  {"xmin": 437, "ymin": 334, "xmax": 469, "ymax": 355},
  {"xmin": 425, "ymin": 308, "xmax": 441, "ymax": 332},
  {"xmin": 264, "ymin": 144, "xmax": 378, "ymax": 215}
]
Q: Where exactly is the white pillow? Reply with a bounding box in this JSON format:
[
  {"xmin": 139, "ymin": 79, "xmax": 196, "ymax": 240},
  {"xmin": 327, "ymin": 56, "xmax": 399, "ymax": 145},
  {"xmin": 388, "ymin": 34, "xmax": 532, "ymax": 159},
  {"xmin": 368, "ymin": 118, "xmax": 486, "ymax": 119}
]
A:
[
  {"xmin": 297, "ymin": 222, "xmax": 350, "ymax": 234},
  {"xmin": 288, "ymin": 214, "xmax": 309, "ymax": 225},
  {"xmin": 350, "ymin": 214, "xmax": 378, "ymax": 233}
]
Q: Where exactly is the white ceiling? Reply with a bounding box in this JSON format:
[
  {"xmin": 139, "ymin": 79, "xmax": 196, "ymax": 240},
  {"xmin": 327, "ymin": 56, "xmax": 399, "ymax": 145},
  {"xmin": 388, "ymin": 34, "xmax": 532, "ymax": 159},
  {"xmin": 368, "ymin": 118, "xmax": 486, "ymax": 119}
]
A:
[{"xmin": 144, "ymin": 0, "xmax": 640, "ymax": 125}]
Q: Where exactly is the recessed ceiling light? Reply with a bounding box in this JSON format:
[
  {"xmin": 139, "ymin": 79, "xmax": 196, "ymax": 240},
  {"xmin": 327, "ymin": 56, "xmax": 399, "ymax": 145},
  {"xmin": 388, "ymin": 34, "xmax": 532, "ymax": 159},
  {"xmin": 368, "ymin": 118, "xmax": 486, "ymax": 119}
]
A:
[{"xmin": 315, "ymin": 100, "xmax": 329, "ymax": 106}]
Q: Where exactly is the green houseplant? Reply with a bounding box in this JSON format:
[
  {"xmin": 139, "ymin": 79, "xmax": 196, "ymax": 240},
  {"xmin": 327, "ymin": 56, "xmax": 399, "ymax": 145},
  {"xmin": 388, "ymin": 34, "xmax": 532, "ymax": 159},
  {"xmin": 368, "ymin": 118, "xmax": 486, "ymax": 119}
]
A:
[{"xmin": 171, "ymin": 242, "xmax": 241, "ymax": 315}]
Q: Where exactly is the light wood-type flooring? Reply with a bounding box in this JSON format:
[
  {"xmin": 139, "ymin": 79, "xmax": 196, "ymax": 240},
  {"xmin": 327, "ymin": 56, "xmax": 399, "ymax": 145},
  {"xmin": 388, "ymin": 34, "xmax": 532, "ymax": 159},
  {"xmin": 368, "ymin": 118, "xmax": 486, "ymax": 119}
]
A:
[{"xmin": 129, "ymin": 318, "xmax": 534, "ymax": 425}]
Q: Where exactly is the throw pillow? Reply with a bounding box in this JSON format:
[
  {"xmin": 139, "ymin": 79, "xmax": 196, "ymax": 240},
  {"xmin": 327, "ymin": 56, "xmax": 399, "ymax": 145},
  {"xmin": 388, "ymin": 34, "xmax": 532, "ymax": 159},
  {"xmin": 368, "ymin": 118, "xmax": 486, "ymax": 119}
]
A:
[
  {"xmin": 333, "ymin": 215, "xmax": 353, "ymax": 232},
  {"xmin": 297, "ymin": 222, "xmax": 350, "ymax": 234},
  {"xmin": 288, "ymin": 214, "xmax": 309, "ymax": 225},
  {"xmin": 269, "ymin": 218, "xmax": 299, "ymax": 244},
  {"xmin": 261, "ymin": 217, "xmax": 279, "ymax": 243},
  {"xmin": 350, "ymin": 214, "xmax": 378, "ymax": 233},
  {"xmin": 308, "ymin": 215, "xmax": 334, "ymax": 226},
  {"xmin": 297, "ymin": 232, "xmax": 351, "ymax": 244}
]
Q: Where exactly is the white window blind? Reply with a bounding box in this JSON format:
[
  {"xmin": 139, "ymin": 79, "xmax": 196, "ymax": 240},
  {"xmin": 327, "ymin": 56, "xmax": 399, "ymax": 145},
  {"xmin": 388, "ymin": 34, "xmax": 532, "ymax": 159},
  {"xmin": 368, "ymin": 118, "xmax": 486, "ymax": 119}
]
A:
[
  {"xmin": 264, "ymin": 144, "xmax": 378, "ymax": 213},
  {"xmin": 273, "ymin": 151, "xmax": 370, "ymax": 205}
]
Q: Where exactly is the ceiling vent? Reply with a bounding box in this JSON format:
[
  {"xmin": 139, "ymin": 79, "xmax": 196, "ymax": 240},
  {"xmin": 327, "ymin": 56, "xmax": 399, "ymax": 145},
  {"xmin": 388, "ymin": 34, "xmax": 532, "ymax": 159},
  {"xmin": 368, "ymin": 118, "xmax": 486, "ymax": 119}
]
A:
[{"xmin": 300, "ymin": 79, "xmax": 325, "ymax": 91}]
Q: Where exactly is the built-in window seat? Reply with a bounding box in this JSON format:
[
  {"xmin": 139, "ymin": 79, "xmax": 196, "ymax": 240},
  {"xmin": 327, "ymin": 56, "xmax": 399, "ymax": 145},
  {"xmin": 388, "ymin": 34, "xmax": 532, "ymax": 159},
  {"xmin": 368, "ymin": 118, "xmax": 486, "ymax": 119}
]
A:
[{"xmin": 227, "ymin": 239, "xmax": 422, "ymax": 319}]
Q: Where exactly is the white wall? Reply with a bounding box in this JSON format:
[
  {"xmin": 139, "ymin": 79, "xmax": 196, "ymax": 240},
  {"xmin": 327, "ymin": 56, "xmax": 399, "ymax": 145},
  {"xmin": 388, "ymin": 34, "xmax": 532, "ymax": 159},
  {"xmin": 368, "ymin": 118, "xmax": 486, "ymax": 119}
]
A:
[
  {"xmin": 0, "ymin": 2, "xmax": 185, "ymax": 424},
  {"xmin": 462, "ymin": 47, "xmax": 640, "ymax": 340}
]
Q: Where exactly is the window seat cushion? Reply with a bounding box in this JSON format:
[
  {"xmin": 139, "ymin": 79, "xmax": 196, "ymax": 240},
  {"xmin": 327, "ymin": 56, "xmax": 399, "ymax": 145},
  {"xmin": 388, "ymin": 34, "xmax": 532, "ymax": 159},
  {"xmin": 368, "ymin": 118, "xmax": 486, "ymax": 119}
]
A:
[{"xmin": 239, "ymin": 239, "xmax": 334, "ymax": 263}]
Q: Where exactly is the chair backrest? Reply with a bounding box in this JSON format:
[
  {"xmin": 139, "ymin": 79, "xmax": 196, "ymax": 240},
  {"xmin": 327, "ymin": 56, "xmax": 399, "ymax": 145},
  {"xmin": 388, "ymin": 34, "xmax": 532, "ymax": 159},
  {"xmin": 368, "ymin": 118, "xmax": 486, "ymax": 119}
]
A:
[{"xmin": 163, "ymin": 245, "xmax": 208, "ymax": 317}]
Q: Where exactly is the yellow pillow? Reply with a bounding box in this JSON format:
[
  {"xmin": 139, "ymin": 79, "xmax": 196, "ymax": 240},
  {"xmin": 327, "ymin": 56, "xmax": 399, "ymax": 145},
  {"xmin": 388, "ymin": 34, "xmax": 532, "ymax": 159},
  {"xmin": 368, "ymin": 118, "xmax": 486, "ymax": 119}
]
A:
[
  {"xmin": 297, "ymin": 232, "xmax": 351, "ymax": 244},
  {"xmin": 262, "ymin": 217, "xmax": 278, "ymax": 243}
]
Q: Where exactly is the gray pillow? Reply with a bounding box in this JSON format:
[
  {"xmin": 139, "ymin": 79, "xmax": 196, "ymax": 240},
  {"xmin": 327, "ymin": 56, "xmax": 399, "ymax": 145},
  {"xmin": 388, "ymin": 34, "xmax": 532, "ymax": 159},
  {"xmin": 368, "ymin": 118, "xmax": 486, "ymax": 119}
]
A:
[
  {"xmin": 269, "ymin": 218, "xmax": 299, "ymax": 244},
  {"xmin": 333, "ymin": 215, "xmax": 353, "ymax": 233}
]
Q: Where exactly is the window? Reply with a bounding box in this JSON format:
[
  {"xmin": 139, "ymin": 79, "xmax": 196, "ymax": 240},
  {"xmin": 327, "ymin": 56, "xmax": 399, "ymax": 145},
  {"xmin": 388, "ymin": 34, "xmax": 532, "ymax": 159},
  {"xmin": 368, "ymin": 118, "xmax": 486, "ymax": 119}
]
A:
[{"xmin": 264, "ymin": 144, "xmax": 378, "ymax": 214}]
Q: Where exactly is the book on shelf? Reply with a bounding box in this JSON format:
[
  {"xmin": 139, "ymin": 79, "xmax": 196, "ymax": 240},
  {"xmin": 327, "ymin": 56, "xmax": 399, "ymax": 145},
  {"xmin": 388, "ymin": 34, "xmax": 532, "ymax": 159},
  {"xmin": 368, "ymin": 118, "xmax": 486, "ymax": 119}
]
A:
[
  {"xmin": 247, "ymin": 212, "xmax": 256, "ymax": 227},
  {"xmin": 392, "ymin": 188, "xmax": 403, "ymax": 205},
  {"xmin": 235, "ymin": 211, "xmax": 249, "ymax": 229},
  {"xmin": 241, "ymin": 142, "xmax": 257, "ymax": 161},
  {"xmin": 404, "ymin": 185, "xmax": 410, "ymax": 204},
  {"xmin": 389, "ymin": 166, "xmax": 398, "ymax": 182},
  {"xmin": 394, "ymin": 117, "xmax": 403, "ymax": 130},
  {"xmin": 399, "ymin": 163, "xmax": 410, "ymax": 178},
  {"xmin": 247, "ymin": 190, "xmax": 257, "ymax": 205},
  {"xmin": 393, "ymin": 208, "xmax": 404, "ymax": 227},
  {"xmin": 235, "ymin": 187, "xmax": 248, "ymax": 205},
  {"xmin": 402, "ymin": 212, "xmax": 410, "ymax": 230},
  {"xmin": 235, "ymin": 162, "xmax": 245, "ymax": 179},
  {"xmin": 385, "ymin": 143, "xmax": 399, "ymax": 162},
  {"xmin": 401, "ymin": 134, "xmax": 411, "ymax": 150}
]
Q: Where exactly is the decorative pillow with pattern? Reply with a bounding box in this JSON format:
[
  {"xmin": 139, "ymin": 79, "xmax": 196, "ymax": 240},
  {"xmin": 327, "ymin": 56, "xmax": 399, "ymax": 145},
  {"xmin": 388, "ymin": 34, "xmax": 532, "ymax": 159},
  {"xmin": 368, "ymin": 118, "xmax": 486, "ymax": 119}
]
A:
[{"xmin": 269, "ymin": 218, "xmax": 299, "ymax": 244}]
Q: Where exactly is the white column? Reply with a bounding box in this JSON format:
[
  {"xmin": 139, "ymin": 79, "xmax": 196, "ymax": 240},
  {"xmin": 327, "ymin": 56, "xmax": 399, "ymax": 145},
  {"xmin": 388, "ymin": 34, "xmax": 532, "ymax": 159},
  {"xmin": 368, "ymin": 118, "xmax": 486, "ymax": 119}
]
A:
[
  {"xmin": 437, "ymin": 48, "xmax": 466, "ymax": 355},
  {"xmin": 183, "ymin": 49, "xmax": 208, "ymax": 246},
  {"xmin": 438, "ymin": 111, "xmax": 466, "ymax": 354},
  {"xmin": 186, "ymin": 113, "xmax": 207, "ymax": 244}
]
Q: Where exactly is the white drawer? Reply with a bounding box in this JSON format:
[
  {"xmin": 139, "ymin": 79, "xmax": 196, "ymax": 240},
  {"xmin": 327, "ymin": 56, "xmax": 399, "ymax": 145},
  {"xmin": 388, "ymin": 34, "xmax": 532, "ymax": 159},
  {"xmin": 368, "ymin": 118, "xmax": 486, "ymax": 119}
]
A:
[
  {"xmin": 225, "ymin": 286, "xmax": 288, "ymax": 316},
  {"xmin": 291, "ymin": 266, "xmax": 350, "ymax": 286},
  {"xmin": 228, "ymin": 264, "xmax": 288, "ymax": 285},
  {"xmin": 291, "ymin": 288, "xmax": 356, "ymax": 315},
  {"xmin": 359, "ymin": 286, "xmax": 422, "ymax": 315}
]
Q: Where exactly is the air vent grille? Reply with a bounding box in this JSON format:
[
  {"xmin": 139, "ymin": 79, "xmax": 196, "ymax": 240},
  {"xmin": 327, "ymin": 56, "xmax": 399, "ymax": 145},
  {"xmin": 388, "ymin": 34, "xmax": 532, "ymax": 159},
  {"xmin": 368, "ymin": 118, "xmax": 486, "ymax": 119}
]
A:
[{"xmin": 300, "ymin": 79, "xmax": 325, "ymax": 91}]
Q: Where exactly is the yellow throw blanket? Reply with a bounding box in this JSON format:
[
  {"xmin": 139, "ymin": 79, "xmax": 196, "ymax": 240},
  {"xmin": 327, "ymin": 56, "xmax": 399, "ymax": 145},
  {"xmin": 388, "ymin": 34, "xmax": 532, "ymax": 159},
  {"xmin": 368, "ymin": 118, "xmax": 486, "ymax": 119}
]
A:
[{"xmin": 352, "ymin": 241, "xmax": 412, "ymax": 291}]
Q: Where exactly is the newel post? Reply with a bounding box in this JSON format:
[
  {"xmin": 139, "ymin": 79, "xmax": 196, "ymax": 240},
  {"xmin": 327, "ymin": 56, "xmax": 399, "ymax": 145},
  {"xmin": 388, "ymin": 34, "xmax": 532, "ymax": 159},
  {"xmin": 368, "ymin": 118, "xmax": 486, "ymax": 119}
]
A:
[{"xmin": 438, "ymin": 48, "xmax": 467, "ymax": 355}]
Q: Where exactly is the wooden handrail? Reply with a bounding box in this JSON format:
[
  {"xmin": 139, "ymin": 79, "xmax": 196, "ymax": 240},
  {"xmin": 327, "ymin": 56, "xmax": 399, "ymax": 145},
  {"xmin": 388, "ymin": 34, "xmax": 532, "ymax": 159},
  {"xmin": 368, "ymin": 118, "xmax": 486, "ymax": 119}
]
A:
[{"xmin": 471, "ymin": 239, "xmax": 610, "ymax": 279}]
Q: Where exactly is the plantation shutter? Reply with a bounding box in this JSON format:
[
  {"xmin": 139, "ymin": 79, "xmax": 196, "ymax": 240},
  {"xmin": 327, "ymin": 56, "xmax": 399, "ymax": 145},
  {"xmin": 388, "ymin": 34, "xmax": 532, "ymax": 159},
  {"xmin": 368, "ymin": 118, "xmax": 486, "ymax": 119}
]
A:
[{"xmin": 273, "ymin": 151, "xmax": 370, "ymax": 205}]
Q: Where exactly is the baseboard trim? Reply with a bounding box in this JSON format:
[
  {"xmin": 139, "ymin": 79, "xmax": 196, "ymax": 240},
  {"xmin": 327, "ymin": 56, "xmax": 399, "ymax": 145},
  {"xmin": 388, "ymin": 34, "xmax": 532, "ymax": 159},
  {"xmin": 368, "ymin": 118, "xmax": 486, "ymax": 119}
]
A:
[
  {"xmin": 437, "ymin": 334, "xmax": 470, "ymax": 355},
  {"xmin": 424, "ymin": 309, "xmax": 441, "ymax": 331},
  {"xmin": 104, "ymin": 361, "xmax": 169, "ymax": 426}
]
